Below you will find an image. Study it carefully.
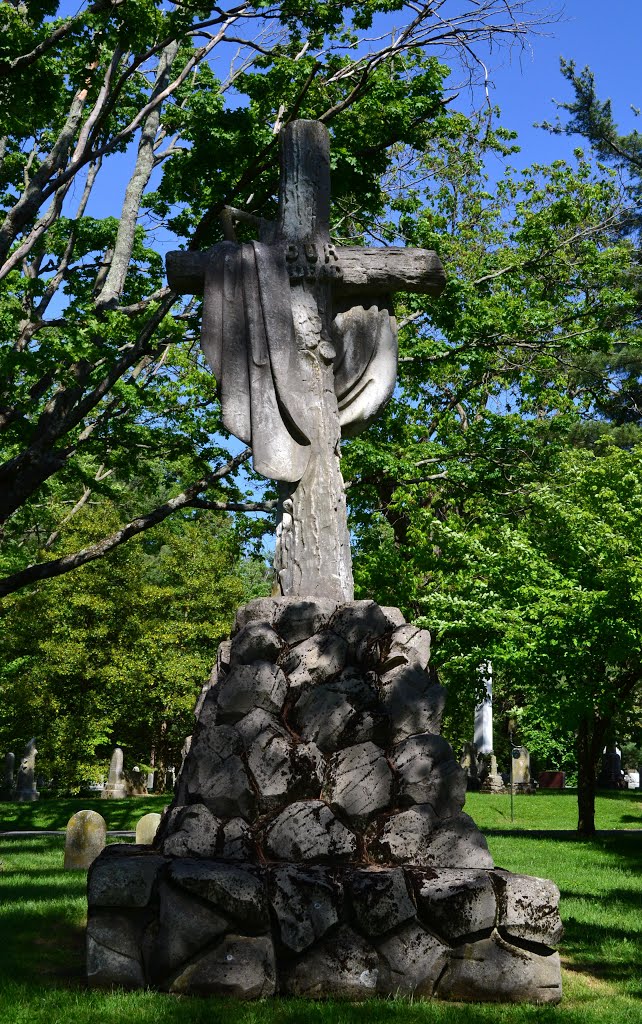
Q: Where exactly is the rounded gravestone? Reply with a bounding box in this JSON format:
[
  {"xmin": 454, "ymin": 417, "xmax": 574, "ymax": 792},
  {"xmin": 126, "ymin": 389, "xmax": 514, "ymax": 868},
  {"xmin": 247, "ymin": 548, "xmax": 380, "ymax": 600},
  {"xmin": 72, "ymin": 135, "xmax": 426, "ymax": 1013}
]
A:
[
  {"xmin": 64, "ymin": 809, "xmax": 107, "ymax": 870},
  {"xmin": 136, "ymin": 812, "xmax": 162, "ymax": 845}
]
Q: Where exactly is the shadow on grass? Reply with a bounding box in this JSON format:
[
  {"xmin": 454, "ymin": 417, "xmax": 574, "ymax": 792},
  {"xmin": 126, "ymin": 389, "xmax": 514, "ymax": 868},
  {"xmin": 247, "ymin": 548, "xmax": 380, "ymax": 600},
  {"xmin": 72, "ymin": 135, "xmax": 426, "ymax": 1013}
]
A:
[{"xmin": 0, "ymin": 796, "xmax": 171, "ymax": 832}]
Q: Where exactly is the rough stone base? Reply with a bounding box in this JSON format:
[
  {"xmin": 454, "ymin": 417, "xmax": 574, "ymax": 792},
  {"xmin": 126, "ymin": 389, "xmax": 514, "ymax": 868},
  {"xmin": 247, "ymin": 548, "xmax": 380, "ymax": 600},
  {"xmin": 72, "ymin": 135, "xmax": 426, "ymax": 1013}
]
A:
[
  {"xmin": 86, "ymin": 598, "xmax": 562, "ymax": 1003},
  {"xmin": 87, "ymin": 848, "xmax": 562, "ymax": 1002}
]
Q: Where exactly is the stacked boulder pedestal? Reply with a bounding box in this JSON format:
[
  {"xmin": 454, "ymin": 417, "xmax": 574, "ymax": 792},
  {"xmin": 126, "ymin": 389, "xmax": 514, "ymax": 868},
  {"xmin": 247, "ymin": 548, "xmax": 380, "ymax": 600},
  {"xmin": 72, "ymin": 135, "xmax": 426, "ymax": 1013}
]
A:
[{"xmin": 86, "ymin": 599, "xmax": 563, "ymax": 1003}]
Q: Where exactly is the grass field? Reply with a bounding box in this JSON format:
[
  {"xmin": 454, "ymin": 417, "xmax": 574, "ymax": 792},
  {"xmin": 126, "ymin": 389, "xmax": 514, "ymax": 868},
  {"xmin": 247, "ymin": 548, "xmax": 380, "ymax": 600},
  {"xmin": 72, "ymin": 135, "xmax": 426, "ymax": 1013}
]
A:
[
  {"xmin": 0, "ymin": 793, "xmax": 640, "ymax": 1024},
  {"xmin": 2, "ymin": 789, "xmax": 641, "ymax": 833}
]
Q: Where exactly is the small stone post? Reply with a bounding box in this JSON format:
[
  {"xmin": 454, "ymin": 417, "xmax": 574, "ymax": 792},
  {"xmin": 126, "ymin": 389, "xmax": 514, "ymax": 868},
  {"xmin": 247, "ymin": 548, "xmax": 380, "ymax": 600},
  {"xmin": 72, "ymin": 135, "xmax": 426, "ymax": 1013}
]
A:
[{"xmin": 101, "ymin": 747, "xmax": 128, "ymax": 799}]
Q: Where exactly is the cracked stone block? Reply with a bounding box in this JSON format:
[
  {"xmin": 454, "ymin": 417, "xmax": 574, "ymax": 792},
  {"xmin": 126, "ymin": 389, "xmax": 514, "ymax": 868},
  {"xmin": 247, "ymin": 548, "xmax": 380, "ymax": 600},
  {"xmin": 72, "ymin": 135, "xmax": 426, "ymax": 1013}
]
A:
[
  {"xmin": 377, "ymin": 921, "xmax": 449, "ymax": 997},
  {"xmin": 282, "ymin": 925, "xmax": 380, "ymax": 999},
  {"xmin": 371, "ymin": 806, "xmax": 493, "ymax": 869},
  {"xmin": 265, "ymin": 800, "xmax": 357, "ymax": 861},
  {"xmin": 169, "ymin": 860, "xmax": 268, "ymax": 932},
  {"xmin": 325, "ymin": 742, "xmax": 393, "ymax": 827},
  {"xmin": 274, "ymin": 598, "xmax": 337, "ymax": 644},
  {"xmin": 238, "ymin": 709, "xmax": 296, "ymax": 814},
  {"xmin": 170, "ymin": 934, "xmax": 276, "ymax": 998},
  {"xmin": 350, "ymin": 868, "xmax": 416, "ymax": 936},
  {"xmin": 233, "ymin": 598, "xmax": 279, "ymax": 633},
  {"xmin": 436, "ymin": 930, "xmax": 562, "ymax": 1004},
  {"xmin": 379, "ymin": 624, "xmax": 432, "ymax": 679},
  {"xmin": 151, "ymin": 882, "xmax": 228, "ymax": 976},
  {"xmin": 381, "ymin": 665, "xmax": 447, "ymax": 743},
  {"xmin": 88, "ymin": 849, "xmax": 164, "ymax": 908},
  {"xmin": 216, "ymin": 662, "xmax": 288, "ymax": 723},
  {"xmin": 391, "ymin": 734, "xmax": 466, "ymax": 817},
  {"xmin": 220, "ymin": 817, "xmax": 255, "ymax": 862},
  {"xmin": 330, "ymin": 600, "xmax": 393, "ymax": 645},
  {"xmin": 292, "ymin": 669, "xmax": 381, "ymax": 753},
  {"xmin": 379, "ymin": 606, "xmax": 406, "ymax": 628},
  {"xmin": 160, "ymin": 804, "xmax": 220, "ymax": 857},
  {"xmin": 413, "ymin": 868, "xmax": 496, "ymax": 942},
  {"xmin": 87, "ymin": 930, "xmax": 145, "ymax": 989},
  {"xmin": 269, "ymin": 865, "xmax": 340, "ymax": 952},
  {"xmin": 181, "ymin": 724, "xmax": 255, "ymax": 820},
  {"xmin": 229, "ymin": 621, "xmax": 283, "ymax": 666},
  {"xmin": 493, "ymin": 871, "xmax": 564, "ymax": 945},
  {"xmin": 425, "ymin": 812, "xmax": 494, "ymax": 869},
  {"xmin": 279, "ymin": 631, "xmax": 348, "ymax": 693}
]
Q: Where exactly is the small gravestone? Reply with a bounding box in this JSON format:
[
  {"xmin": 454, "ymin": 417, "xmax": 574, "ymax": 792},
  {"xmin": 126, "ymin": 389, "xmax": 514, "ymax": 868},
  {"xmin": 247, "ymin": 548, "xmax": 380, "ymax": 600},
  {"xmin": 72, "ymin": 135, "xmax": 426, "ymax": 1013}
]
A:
[
  {"xmin": 480, "ymin": 754, "xmax": 506, "ymax": 794},
  {"xmin": 2, "ymin": 752, "xmax": 15, "ymax": 799},
  {"xmin": 64, "ymin": 810, "xmax": 107, "ymax": 870},
  {"xmin": 511, "ymin": 746, "xmax": 534, "ymax": 793},
  {"xmin": 130, "ymin": 766, "xmax": 147, "ymax": 796},
  {"xmin": 136, "ymin": 812, "xmax": 162, "ymax": 845},
  {"xmin": 101, "ymin": 747, "xmax": 127, "ymax": 799},
  {"xmin": 16, "ymin": 738, "xmax": 39, "ymax": 802},
  {"xmin": 598, "ymin": 745, "xmax": 624, "ymax": 789}
]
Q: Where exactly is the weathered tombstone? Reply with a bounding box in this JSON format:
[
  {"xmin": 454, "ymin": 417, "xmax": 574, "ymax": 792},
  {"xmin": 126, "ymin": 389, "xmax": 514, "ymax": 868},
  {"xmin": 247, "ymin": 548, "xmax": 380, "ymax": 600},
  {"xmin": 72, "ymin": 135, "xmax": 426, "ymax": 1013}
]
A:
[
  {"xmin": 15, "ymin": 738, "xmax": 39, "ymax": 802},
  {"xmin": 129, "ymin": 766, "xmax": 147, "ymax": 796},
  {"xmin": 511, "ymin": 745, "xmax": 533, "ymax": 793},
  {"xmin": 480, "ymin": 753, "xmax": 506, "ymax": 794},
  {"xmin": 136, "ymin": 812, "xmax": 162, "ymax": 845},
  {"xmin": 64, "ymin": 810, "xmax": 107, "ymax": 870},
  {"xmin": 86, "ymin": 121, "xmax": 562, "ymax": 1005},
  {"xmin": 460, "ymin": 741, "xmax": 482, "ymax": 791},
  {"xmin": 2, "ymin": 752, "xmax": 15, "ymax": 799},
  {"xmin": 101, "ymin": 747, "xmax": 127, "ymax": 799}
]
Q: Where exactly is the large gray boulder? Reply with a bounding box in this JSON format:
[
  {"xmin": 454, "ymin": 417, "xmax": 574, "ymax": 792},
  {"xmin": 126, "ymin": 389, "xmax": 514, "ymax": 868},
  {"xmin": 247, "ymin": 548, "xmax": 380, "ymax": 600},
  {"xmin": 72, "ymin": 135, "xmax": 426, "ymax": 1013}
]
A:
[
  {"xmin": 377, "ymin": 921, "xmax": 449, "ymax": 996},
  {"xmin": 216, "ymin": 662, "xmax": 288, "ymax": 723},
  {"xmin": 372, "ymin": 806, "xmax": 493, "ymax": 869},
  {"xmin": 160, "ymin": 804, "xmax": 220, "ymax": 857},
  {"xmin": 279, "ymin": 630, "xmax": 348, "ymax": 693},
  {"xmin": 324, "ymin": 741, "xmax": 393, "ymax": 827},
  {"xmin": 273, "ymin": 598, "xmax": 337, "ymax": 644},
  {"xmin": 494, "ymin": 870, "xmax": 564, "ymax": 945},
  {"xmin": 381, "ymin": 665, "xmax": 446, "ymax": 743},
  {"xmin": 170, "ymin": 934, "xmax": 276, "ymax": 998},
  {"xmin": 282, "ymin": 925, "xmax": 379, "ymax": 999},
  {"xmin": 265, "ymin": 800, "xmax": 357, "ymax": 861},
  {"xmin": 437, "ymin": 931, "xmax": 562, "ymax": 1004},
  {"xmin": 152, "ymin": 882, "xmax": 228, "ymax": 975},
  {"xmin": 349, "ymin": 868, "xmax": 416, "ymax": 936},
  {"xmin": 229, "ymin": 622, "xmax": 283, "ymax": 666},
  {"xmin": 269, "ymin": 866, "xmax": 340, "ymax": 952},
  {"xmin": 179, "ymin": 724, "xmax": 255, "ymax": 820},
  {"xmin": 413, "ymin": 868, "xmax": 497, "ymax": 943},
  {"xmin": 293, "ymin": 669, "xmax": 381, "ymax": 753},
  {"xmin": 391, "ymin": 734, "xmax": 466, "ymax": 817},
  {"xmin": 88, "ymin": 849, "xmax": 163, "ymax": 908},
  {"xmin": 169, "ymin": 860, "xmax": 268, "ymax": 932}
]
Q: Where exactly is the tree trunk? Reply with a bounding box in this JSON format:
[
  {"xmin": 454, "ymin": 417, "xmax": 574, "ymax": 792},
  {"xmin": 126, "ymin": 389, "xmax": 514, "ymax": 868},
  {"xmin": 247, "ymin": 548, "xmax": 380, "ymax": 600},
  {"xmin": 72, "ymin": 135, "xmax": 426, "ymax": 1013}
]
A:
[{"xmin": 576, "ymin": 710, "xmax": 607, "ymax": 836}]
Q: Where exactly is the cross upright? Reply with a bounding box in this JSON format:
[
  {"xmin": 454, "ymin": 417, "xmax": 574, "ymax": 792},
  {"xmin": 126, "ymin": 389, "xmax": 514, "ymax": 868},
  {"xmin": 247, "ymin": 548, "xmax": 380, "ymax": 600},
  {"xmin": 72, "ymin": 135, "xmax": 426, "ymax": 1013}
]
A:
[{"xmin": 167, "ymin": 120, "xmax": 445, "ymax": 603}]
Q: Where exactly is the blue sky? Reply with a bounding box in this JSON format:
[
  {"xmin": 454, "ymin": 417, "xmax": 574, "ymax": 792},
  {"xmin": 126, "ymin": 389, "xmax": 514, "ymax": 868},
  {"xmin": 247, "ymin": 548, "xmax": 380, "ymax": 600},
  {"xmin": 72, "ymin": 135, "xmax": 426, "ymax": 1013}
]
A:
[{"xmin": 483, "ymin": 0, "xmax": 641, "ymax": 167}]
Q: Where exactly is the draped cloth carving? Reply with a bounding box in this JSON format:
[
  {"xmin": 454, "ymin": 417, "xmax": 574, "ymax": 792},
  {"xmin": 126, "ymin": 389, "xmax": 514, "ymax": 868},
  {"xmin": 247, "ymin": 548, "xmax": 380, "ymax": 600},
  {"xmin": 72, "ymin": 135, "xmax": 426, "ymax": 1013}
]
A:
[{"xmin": 201, "ymin": 240, "xmax": 398, "ymax": 483}]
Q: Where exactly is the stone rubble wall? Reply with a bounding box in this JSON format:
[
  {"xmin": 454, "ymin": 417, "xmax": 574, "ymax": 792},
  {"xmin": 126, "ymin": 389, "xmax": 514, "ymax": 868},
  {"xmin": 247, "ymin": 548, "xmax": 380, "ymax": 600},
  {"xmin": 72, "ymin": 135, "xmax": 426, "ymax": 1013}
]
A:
[{"xmin": 86, "ymin": 599, "xmax": 563, "ymax": 1003}]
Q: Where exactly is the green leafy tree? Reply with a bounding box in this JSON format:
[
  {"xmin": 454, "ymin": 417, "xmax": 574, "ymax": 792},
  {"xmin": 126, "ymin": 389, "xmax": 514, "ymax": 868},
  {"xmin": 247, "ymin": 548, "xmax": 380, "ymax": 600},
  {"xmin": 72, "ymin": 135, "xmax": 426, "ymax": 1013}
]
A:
[
  {"xmin": 0, "ymin": 0, "xmax": 546, "ymax": 597},
  {"xmin": 0, "ymin": 498, "xmax": 269, "ymax": 790}
]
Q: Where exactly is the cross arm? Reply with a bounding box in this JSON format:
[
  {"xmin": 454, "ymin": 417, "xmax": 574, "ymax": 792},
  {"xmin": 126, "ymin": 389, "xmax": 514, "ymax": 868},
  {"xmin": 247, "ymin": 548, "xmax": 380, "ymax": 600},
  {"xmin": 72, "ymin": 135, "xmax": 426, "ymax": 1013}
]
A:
[{"xmin": 166, "ymin": 245, "xmax": 445, "ymax": 298}]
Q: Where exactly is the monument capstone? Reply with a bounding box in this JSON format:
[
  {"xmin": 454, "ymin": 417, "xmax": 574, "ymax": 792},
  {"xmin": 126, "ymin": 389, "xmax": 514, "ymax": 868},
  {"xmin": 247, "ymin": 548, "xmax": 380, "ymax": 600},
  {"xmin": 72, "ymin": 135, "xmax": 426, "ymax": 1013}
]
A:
[{"xmin": 86, "ymin": 120, "xmax": 563, "ymax": 1003}]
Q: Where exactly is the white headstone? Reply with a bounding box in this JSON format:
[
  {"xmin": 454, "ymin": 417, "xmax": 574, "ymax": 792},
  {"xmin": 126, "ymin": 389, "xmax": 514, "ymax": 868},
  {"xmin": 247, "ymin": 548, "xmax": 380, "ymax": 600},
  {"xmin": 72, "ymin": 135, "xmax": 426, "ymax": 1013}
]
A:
[
  {"xmin": 473, "ymin": 663, "xmax": 493, "ymax": 755},
  {"xmin": 136, "ymin": 812, "xmax": 162, "ymax": 845}
]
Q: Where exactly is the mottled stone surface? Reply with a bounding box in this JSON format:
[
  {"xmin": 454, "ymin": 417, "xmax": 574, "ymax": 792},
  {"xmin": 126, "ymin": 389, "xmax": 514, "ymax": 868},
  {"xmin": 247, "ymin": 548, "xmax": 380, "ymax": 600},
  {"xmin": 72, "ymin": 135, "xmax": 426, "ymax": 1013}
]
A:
[
  {"xmin": 413, "ymin": 868, "xmax": 496, "ymax": 942},
  {"xmin": 160, "ymin": 804, "xmax": 221, "ymax": 857},
  {"xmin": 217, "ymin": 662, "xmax": 288, "ymax": 722},
  {"xmin": 494, "ymin": 871, "xmax": 564, "ymax": 945},
  {"xmin": 265, "ymin": 801, "xmax": 357, "ymax": 861},
  {"xmin": 325, "ymin": 741, "xmax": 393, "ymax": 827},
  {"xmin": 350, "ymin": 868, "xmax": 415, "ymax": 936},
  {"xmin": 377, "ymin": 922, "xmax": 449, "ymax": 996},
  {"xmin": 282, "ymin": 925, "xmax": 379, "ymax": 999},
  {"xmin": 64, "ymin": 809, "xmax": 106, "ymax": 870},
  {"xmin": 86, "ymin": 596, "xmax": 562, "ymax": 1004},
  {"xmin": 269, "ymin": 866, "xmax": 339, "ymax": 952},
  {"xmin": 170, "ymin": 935, "xmax": 276, "ymax": 998},
  {"xmin": 437, "ymin": 931, "xmax": 562, "ymax": 1004}
]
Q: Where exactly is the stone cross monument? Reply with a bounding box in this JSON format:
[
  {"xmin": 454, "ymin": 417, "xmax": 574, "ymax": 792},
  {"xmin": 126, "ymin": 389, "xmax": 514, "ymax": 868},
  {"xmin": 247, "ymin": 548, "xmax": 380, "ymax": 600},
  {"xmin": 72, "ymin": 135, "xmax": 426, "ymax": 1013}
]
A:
[
  {"xmin": 86, "ymin": 121, "xmax": 563, "ymax": 1005},
  {"xmin": 167, "ymin": 119, "xmax": 445, "ymax": 601}
]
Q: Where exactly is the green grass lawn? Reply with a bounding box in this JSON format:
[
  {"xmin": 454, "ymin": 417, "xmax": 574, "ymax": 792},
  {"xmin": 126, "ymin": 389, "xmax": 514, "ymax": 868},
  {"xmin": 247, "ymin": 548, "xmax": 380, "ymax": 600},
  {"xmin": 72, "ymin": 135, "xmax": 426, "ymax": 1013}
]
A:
[
  {"xmin": 0, "ymin": 793, "xmax": 640, "ymax": 1024},
  {"xmin": 2, "ymin": 789, "xmax": 641, "ymax": 833}
]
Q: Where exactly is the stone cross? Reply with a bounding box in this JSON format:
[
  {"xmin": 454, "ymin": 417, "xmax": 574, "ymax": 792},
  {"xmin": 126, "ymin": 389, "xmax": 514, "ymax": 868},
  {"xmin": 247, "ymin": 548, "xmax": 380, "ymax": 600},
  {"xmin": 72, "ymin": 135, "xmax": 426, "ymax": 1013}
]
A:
[{"xmin": 167, "ymin": 120, "xmax": 445, "ymax": 602}]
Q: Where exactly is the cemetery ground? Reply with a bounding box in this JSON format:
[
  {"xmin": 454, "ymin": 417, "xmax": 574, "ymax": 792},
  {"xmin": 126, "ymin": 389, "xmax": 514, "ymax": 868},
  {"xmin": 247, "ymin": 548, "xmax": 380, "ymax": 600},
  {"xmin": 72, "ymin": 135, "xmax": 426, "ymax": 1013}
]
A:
[{"xmin": 0, "ymin": 793, "xmax": 639, "ymax": 1024}]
